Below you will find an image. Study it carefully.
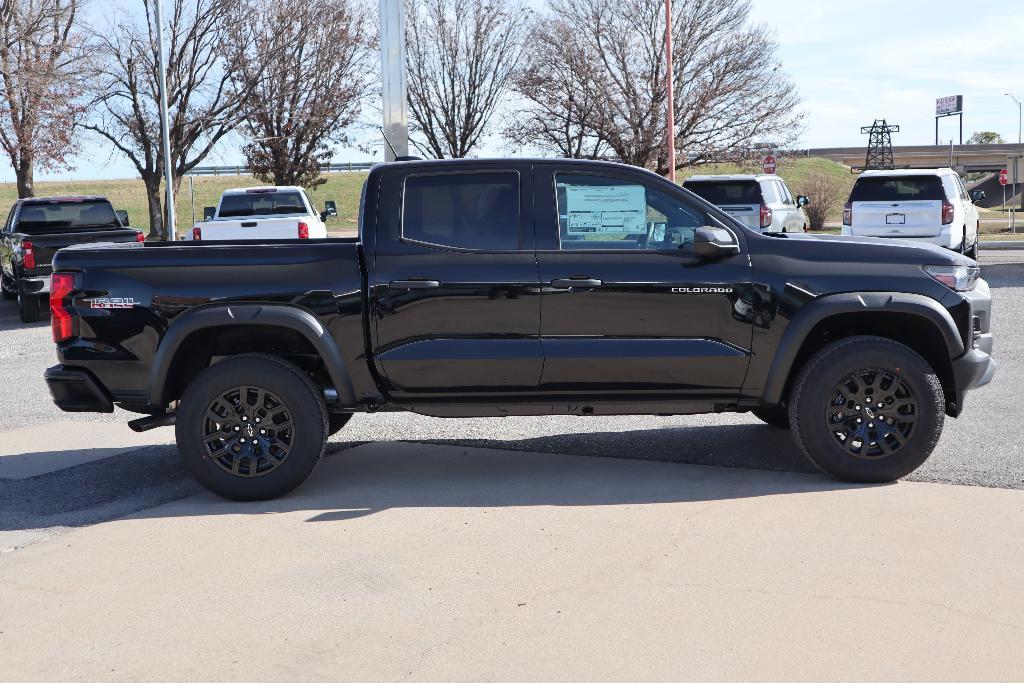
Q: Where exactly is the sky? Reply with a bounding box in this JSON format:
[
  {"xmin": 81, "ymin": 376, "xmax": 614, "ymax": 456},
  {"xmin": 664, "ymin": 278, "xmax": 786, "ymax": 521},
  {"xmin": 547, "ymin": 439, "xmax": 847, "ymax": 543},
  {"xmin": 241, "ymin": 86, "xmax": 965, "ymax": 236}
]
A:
[{"xmin": 5, "ymin": 0, "xmax": 1023, "ymax": 183}]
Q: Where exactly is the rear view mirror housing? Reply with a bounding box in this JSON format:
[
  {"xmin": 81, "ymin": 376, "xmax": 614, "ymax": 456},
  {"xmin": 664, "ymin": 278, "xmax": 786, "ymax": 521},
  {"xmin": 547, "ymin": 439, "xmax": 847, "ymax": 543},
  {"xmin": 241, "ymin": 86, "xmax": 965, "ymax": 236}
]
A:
[
  {"xmin": 693, "ymin": 226, "xmax": 740, "ymax": 260},
  {"xmin": 796, "ymin": 195, "xmax": 809, "ymax": 207},
  {"xmin": 969, "ymin": 189, "xmax": 986, "ymax": 203},
  {"xmin": 321, "ymin": 200, "xmax": 338, "ymax": 222},
  {"xmin": 202, "ymin": 206, "xmax": 216, "ymax": 221},
  {"xmin": 115, "ymin": 209, "xmax": 129, "ymax": 226}
]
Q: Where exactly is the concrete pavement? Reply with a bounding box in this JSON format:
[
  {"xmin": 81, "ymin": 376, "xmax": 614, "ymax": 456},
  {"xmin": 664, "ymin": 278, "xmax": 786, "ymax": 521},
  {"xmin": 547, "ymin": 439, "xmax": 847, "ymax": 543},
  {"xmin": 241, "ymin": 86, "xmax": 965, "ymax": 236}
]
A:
[{"xmin": 2, "ymin": 441, "xmax": 1023, "ymax": 680}]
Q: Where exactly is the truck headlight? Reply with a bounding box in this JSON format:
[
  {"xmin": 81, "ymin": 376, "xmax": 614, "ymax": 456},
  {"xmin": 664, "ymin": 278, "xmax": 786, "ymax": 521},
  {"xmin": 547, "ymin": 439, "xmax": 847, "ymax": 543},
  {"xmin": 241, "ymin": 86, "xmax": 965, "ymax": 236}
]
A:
[{"xmin": 922, "ymin": 265, "xmax": 980, "ymax": 292}]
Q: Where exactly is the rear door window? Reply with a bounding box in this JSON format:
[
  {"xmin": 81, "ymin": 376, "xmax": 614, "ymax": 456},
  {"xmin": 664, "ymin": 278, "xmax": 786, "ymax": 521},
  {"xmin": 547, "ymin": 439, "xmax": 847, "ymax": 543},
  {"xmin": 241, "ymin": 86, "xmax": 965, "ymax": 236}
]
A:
[
  {"xmin": 402, "ymin": 172, "xmax": 520, "ymax": 251},
  {"xmin": 850, "ymin": 176, "xmax": 945, "ymax": 202},
  {"xmin": 777, "ymin": 180, "xmax": 794, "ymax": 205},
  {"xmin": 219, "ymin": 191, "xmax": 308, "ymax": 218},
  {"xmin": 683, "ymin": 180, "xmax": 762, "ymax": 205}
]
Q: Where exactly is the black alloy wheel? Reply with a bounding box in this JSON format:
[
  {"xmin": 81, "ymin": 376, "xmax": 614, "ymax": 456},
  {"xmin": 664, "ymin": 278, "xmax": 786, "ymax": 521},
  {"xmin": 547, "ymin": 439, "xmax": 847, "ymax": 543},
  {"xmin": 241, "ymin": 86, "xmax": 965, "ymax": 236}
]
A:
[
  {"xmin": 826, "ymin": 368, "xmax": 917, "ymax": 459},
  {"xmin": 202, "ymin": 386, "xmax": 295, "ymax": 477}
]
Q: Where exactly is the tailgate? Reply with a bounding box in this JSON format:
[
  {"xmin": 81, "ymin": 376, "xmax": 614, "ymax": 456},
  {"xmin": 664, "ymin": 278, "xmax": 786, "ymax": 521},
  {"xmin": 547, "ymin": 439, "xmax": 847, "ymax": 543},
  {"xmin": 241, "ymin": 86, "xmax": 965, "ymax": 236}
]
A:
[
  {"xmin": 25, "ymin": 229, "xmax": 140, "ymax": 271},
  {"xmin": 200, "ymin": 218, "xmax": 301, "ymax": 240},
  {"xmin": 850, "ymin": 201, "xmax": 943, "ymax": 237},
  {"xmin": 718, "ymin": 204, "xmax": 760, "ymax": 230}
]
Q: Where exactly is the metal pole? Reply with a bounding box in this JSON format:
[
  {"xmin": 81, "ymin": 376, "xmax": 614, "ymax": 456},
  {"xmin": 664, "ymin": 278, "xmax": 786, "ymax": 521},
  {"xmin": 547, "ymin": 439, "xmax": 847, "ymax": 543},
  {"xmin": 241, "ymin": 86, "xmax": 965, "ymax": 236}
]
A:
[
  {"xmin": 958, "ymin": 113, "xmax": 962, "ymax": 145},
  {"xmin": 154, "ymin": 0, "xmax": 175, "ymax": 240},
  {"xmin": 380, "ymin": 0, "xmax": 409, "ymax": 160},
  {"xmin": 664, "ymin": 0, "xmax": 675, "ymax": 182},
  {"xmin": 935, "ymin": 117, "xmax": 938, "ymax": 146},
  {"xmin": 189, "ymin": 174, "xmax": 195, "ymax": 226}
]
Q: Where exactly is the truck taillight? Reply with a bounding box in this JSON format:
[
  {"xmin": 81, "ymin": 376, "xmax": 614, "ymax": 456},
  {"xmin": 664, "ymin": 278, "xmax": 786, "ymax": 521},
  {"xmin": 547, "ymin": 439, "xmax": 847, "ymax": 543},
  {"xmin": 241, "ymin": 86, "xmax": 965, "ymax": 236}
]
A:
[
  {"xmin": 941, "ymin": 200, "xmax": 955, "ymax": 225},
  {"xmin": 135, "ymin": 231, "xmax": 145, "ymax": 243},
  {"xmin": 843, "ymin": 202, "xmax": 852, "ymax": 226},
  {"xmin": 297, "ymin": 221, "xmax": 309, "ymax": 239},
  {"xmin": 50, "ymin": 273, "xmax": 77, "ymax": 342},
  {"xmin": 192, "ymin": 226, "xmax": 202, "ymax": 240},
  {"xmin": 23, "ymin": 240, "xmax": 35, "ymax": 269},
  {"xmin": 759, "ymin": 204, "xmax": 772, "ymax": 229}
]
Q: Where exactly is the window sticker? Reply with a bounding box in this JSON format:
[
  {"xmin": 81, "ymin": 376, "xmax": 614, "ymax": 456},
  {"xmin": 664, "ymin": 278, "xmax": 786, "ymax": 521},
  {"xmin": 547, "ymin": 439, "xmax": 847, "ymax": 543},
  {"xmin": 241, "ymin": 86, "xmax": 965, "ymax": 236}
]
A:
[{"xmin": 564, "ymin": 184, "xmax": 646, "ymax": 234}]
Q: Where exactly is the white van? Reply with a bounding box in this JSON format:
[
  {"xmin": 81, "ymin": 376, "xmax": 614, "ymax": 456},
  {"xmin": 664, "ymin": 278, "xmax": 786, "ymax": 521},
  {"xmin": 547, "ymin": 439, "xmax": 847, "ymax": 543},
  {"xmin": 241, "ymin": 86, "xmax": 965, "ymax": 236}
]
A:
[{"xmin": 842, "ymin": 169, "xmax": 979, "ymax": 258}]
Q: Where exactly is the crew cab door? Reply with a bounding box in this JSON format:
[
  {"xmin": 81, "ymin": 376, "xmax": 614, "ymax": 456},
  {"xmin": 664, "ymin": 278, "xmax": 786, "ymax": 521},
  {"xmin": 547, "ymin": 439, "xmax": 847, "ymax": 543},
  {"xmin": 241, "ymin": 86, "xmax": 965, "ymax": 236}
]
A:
[
  {"xmin": 533, "ymin": 165, "xmax": 753, "ymax": 396},
  {"xmin": 367, "ymin": 163, "xmax": 541, "ymax": 394}
]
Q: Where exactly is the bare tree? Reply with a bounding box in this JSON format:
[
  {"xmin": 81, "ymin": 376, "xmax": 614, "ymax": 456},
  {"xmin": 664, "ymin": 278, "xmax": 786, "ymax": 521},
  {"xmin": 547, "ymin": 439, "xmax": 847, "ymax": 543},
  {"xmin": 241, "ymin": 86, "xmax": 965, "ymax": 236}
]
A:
[
  {"xmin": 508, "ymin": 0, "xmax": 803, "ymax": 175},
  {"xmin": 85, "ymin": 0, "xmax": 248, "ymax": 239},
  {"xmin": 0, "ymin": 0, "xmax": 87, "ymax": 197},
  {"xmin": 228, "ymin": 0, "xmax": 373, "ymax": 188},
  {"xmin": 404, "ymin": 0, "xmax": 530, "ymax": 158}
]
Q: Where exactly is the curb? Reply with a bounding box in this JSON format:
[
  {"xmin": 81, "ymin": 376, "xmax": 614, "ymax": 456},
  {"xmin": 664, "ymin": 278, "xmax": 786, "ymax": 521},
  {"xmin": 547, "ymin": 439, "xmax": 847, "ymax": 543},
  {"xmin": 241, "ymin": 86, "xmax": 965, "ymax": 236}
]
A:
[{"xmin": 980, "ymin": 241, "xmax": 1024, "ymax": 250}]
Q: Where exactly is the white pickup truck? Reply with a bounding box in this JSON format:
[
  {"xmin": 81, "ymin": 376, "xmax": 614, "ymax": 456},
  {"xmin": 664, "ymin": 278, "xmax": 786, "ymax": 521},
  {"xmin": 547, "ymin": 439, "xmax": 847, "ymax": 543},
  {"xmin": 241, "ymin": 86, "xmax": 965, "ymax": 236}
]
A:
[{"xmin": 190, "ymin": 186, "xmax": 336, "ymax": 241}]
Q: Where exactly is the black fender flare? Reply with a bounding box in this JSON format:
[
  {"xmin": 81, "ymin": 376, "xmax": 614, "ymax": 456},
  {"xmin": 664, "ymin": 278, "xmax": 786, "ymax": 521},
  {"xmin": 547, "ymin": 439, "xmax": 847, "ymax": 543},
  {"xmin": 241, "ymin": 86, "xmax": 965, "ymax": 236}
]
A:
[
  {"xmin": 760, "ymin": 291, "xmax": 964, "ymax": 405},
  {"xmin": 148, "ymin": 303, "xmax": 357, "ymax": 406}
]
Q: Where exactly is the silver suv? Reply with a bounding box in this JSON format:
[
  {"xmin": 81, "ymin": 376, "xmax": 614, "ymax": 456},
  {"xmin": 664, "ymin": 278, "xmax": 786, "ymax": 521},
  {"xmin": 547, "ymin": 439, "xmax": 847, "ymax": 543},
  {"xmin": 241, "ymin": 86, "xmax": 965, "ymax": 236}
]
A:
[{"xmin": 683, "ymin": 174, "xmax": 809, "ymax": 233}]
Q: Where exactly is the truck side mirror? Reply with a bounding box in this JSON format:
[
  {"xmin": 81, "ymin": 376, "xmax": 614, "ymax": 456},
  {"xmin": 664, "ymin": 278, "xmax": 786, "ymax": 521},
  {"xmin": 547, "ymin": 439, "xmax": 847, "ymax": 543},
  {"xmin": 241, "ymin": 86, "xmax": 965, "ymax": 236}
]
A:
[
  {"xmin": 203, "ymin": 206, "xmax": 216, "ymax": 221},
  {"xmin": 115, "ymin": 209, "xmax": 129, "ymax": 226},
  {"xmin": 969, "ymin": 189, "xmax": 985, "ymax": 203},
  {"xmin": 693, "ymin": 226, "xmax": 740, "ymax": 260},
  {"xmin": 324, "ymin": 200, "xmax": 337, "ymax": 217},
  {"xmin": 796, "ymin": 195, "xmax": 809, "ymax": 207}
]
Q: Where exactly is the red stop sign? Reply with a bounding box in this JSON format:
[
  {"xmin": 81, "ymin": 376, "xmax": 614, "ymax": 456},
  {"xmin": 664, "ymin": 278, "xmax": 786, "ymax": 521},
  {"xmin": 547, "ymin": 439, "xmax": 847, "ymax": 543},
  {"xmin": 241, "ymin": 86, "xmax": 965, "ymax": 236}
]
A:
[
  {"xmin": 762, "ymin": 155, "xmax": 777, "ymax": 174},
  {"xmin": 999, "ymin": 169, "xmax": 1009, "ymax": 186}
]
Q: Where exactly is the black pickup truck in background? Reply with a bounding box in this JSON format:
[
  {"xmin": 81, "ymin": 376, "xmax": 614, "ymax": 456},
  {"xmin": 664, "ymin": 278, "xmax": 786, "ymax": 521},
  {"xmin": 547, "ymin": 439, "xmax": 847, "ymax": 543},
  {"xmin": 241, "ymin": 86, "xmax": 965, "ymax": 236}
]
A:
[
  {"xmin": 1, "ymin": 196, "xmax": 143, "ymax": 322},
  {"xmin": 44, "ymin": 159, "xmax": 995, "ymax": 500}
]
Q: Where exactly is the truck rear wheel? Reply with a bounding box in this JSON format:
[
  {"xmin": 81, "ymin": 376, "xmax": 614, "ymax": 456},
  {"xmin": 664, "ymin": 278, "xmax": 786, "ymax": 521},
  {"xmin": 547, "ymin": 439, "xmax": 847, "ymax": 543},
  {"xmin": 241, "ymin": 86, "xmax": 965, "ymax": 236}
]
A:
[
  {"xmin": 17, "ymin": 290, "xmax": 40, "ymax": 323},
  {"xmin": 175, "ymin": 354, "xmax": 328, "ymax": 500},
  {"xmin": 788, "ymin": 335, "xmax": 944, "ymax": 483}
]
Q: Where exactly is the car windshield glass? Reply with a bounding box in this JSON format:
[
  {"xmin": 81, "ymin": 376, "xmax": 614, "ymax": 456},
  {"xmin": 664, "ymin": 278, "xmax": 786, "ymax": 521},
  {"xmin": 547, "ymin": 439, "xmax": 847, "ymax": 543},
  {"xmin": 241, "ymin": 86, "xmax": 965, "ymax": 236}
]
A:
[
  {"xmin": 16, "ymin": 200, "xmax": 120, "ymax": 234},
  {"xmin": 850, "ymin": 176, "xmax": 945, "ymax": 202},
  {"xmin": 218, "ymin": 191, "xmax": 307, "ymax": 218},
  {"xmin": 683, "ymin": 180, "xmax": 762, "ymax": 205}
]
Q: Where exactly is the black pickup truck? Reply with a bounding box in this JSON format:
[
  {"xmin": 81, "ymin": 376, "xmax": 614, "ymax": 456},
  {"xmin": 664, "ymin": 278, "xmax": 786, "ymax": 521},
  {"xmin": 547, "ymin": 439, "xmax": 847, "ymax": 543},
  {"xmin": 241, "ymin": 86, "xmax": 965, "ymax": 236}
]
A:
[
  {"xmin": 1, "ymin": 196, "xmax": 142, "ymax": 322},
  {"xmin": 44, "ymin": 159, "xmax": 995, "ymax": 500}
]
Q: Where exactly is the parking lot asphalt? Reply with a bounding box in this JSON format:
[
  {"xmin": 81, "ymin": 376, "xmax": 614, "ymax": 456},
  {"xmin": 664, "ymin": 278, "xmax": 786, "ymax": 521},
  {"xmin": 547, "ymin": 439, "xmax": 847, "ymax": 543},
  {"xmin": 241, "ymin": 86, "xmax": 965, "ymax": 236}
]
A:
[{"xmin": 1, "ymin": 253, "xmax": 1022, "ymax": 551}]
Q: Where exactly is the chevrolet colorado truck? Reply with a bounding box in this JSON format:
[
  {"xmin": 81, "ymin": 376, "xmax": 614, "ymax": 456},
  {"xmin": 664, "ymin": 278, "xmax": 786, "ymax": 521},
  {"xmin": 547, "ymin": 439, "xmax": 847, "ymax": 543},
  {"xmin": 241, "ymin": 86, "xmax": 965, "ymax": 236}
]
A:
[
  {"xmin": 44, "ymin": 159, "xmax": 995, "ymax": 500},
  {"xmin": 1, "ymin": 196, "xmax": 143, "ymax": 322}
]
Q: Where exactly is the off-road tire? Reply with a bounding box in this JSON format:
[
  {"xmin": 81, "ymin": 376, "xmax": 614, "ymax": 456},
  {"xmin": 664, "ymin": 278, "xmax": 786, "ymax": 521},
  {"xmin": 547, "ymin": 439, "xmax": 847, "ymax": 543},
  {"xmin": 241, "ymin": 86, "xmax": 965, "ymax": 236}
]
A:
[
  {"xmin": 176, "ymin": 353, "xmax": 328, "ymax": 500},
  {"xmin": 789, "ymin": 335, "xmax": 944, "ymax": 483},
  {"xmin": 751, "ymin": 405, "xmax": 790, "ymax": 429},
  {"xmin": 328, "ymin": 413, "xmax": 352, "ymax": 436},
  {"xmin": 17, "ymin": 290, "xmax": 40, "ymax": 323}
]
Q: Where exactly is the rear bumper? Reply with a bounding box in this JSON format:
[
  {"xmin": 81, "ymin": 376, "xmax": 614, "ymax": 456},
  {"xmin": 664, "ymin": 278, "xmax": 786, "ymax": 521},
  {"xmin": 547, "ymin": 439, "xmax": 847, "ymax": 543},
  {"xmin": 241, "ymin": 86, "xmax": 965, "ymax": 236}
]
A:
[
  {"xmin": 841, "ymin": 228, "xmax": 959, "ymax": 249},
  {"xmin": 44, "ymin": 365, "xmax": 114, "ymax": 413},
  {"xmin": 21, "ymin": 275, "xmax": 50, "ymax": 295}
]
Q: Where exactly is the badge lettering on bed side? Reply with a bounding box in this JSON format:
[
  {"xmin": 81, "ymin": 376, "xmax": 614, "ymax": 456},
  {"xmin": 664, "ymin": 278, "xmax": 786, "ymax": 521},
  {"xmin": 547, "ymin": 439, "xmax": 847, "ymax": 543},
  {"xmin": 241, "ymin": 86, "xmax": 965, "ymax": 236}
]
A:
[
  {"xmin": 88, "ymin": 297, "xmax": 138, "ymax": 309},
  {"xmin": 670, "ymin": 286, "xmax": 733, "ymax": 294}
]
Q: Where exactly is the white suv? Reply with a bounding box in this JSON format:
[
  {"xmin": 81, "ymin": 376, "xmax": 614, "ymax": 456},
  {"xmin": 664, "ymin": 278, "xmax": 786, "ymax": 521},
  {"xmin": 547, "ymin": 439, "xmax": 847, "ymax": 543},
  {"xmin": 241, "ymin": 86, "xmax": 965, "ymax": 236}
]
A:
[
  {"xmin": 842, "ymin": 168, "xmax": 979, "ymax": 259},
  {"xmin": 683, "ymin": 174, "xmax": 809, "ymax": 233}
]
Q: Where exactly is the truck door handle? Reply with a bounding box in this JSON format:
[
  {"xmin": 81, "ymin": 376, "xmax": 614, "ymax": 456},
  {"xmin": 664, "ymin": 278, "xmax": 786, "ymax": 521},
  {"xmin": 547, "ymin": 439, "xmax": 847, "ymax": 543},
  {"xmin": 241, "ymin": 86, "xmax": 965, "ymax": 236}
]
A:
[
  {"xmin": 550, "ymin": 277, "xmax": 603, "ymax": 289},
  {"xmin": 241, "ymin": 221, "xmax": 257, "ymax": 227},
  {"xmin": 390, "ymin": 279, "xmax": 441, "ymax": 290}
]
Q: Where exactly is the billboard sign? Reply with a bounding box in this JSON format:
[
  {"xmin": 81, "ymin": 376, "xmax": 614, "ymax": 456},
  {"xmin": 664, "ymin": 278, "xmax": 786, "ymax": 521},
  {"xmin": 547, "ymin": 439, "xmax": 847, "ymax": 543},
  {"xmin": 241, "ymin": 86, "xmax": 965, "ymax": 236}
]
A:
[{"xmin": 936, "ymin": 95, "xmax": 963, "ymax": 115}]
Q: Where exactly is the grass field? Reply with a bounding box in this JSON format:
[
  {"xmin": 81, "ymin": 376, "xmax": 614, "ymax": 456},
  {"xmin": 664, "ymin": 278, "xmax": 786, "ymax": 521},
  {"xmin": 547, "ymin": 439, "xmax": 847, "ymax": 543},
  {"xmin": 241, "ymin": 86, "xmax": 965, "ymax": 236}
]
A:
[{"xmin": 0, "ymin": 172, "xmax": 369, "ymax": 238}]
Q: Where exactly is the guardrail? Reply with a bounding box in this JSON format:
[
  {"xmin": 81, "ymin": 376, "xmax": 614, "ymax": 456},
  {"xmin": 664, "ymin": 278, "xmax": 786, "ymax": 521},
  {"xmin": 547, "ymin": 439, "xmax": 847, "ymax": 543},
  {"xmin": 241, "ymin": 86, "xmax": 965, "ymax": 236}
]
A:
[{"xmin": 189, "ymin": 161, "xmax": 375, "ymax": 176}]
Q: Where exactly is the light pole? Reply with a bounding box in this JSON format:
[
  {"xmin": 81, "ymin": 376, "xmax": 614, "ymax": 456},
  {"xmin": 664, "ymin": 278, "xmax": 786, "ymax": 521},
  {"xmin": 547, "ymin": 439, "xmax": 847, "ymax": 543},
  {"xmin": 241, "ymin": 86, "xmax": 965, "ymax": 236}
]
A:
[
  {"xmin": 1006, "ymin": 93, "xmax": 1022, "ymax": 144},
  {"xmin": 664, "ymin": 0, "xmax": 675, "ymax": 182},
  {"xmin": 154, "ymin": 0, "xmax": 175, "ymax": 240}
]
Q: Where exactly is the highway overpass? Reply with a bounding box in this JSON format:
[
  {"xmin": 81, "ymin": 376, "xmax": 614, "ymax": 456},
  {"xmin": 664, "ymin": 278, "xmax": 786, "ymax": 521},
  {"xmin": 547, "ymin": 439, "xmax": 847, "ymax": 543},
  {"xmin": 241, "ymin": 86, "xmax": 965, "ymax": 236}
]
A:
[{"xmin": 804, "ymin": 143, "xmax": 1024, "ymax": 173}]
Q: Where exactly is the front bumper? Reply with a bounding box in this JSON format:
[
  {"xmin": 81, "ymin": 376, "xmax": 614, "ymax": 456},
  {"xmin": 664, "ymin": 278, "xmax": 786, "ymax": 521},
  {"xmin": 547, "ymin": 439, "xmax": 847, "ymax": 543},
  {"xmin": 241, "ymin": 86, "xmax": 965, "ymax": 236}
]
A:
[{"xmin": 44, "ymin": 365, "xmax": 114, "ymax": 413}]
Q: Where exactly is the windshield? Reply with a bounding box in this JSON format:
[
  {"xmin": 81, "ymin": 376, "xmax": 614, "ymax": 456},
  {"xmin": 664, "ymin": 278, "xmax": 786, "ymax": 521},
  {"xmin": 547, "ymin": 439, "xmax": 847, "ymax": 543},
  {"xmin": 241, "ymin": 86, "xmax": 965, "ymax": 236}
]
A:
[
  {"xmin": 683, "ymin": 180, "xmax": 762, "ymax": 205},
  {"xmin": 218, "ymin": 191, "xmax": 308, "ymax": 218},
  {"xmin": 850, "ymin": 176, "xmax": 946, "ymax": 202},
  {"xmin": 16, "ymin": 200, "xmax": 120, "ymax": 234}
]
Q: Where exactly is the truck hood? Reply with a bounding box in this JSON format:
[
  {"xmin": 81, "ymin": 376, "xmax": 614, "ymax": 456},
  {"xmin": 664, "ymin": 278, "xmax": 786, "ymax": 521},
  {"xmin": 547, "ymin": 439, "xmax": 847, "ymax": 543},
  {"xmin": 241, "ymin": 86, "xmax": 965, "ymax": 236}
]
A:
[{"xmin": 762, "ymin": 232, "xmax": 974, "ymax": 267}]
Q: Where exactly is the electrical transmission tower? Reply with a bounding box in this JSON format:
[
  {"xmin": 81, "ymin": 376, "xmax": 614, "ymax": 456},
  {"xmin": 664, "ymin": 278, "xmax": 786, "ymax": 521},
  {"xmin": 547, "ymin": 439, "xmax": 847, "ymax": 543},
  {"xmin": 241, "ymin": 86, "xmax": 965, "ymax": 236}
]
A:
[{"xmin": 860, "ymin": 119, "xmax": 899, "ymax": 170}]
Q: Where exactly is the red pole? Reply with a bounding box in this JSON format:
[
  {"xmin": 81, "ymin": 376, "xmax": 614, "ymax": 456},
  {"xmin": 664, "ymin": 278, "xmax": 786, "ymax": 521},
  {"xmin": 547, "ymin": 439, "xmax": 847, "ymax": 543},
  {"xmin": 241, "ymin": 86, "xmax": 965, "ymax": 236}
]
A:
[{"xmin": 664, "ymin": 0, "xmax": 675, "ymax": 182}]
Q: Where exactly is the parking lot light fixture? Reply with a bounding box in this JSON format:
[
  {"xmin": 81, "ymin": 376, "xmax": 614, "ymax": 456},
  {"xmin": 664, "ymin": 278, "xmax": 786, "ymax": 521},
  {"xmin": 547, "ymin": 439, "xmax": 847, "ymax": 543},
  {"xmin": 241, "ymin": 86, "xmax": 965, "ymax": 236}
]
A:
[{"xmin": 1006, "ymin": 93, "xmax": 1022, "ymax": 144}]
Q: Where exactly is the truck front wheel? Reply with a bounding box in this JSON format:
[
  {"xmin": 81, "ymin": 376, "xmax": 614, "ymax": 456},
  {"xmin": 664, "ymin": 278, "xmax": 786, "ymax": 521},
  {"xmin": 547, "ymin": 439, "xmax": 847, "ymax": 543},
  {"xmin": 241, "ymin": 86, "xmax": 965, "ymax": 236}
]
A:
[
  {"xmin": 175, "ymin": 354, "xmax": 328, "ymax": 500},
  {"xmin": 788, "ymin": 335, "xmax": 944, "ymax": 483}
]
